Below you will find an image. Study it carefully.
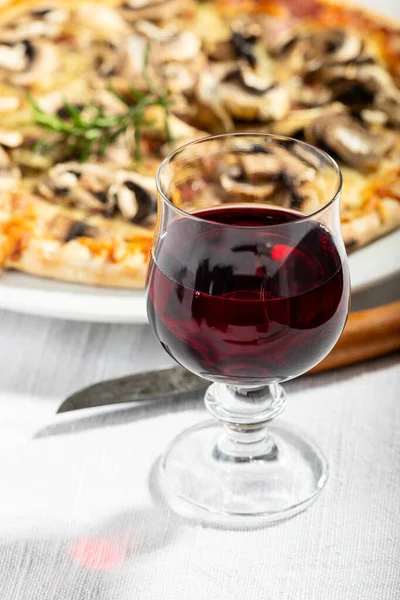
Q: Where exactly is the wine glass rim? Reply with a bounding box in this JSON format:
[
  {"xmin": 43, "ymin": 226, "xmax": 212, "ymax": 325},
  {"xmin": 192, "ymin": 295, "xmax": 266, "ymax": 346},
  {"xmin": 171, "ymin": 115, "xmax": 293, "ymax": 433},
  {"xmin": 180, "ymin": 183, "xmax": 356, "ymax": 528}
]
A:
[{"xmin": 156, "ymin": 133, "xmax": 343, "ymax": 228}]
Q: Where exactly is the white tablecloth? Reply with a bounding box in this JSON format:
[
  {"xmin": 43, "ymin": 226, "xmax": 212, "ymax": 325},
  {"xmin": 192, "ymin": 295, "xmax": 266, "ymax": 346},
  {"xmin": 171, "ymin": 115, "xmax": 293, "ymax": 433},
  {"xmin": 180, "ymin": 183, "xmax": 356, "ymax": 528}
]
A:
[{"xmin": 0, "ymin": 278, "xmax": 399, "ymax": 600}]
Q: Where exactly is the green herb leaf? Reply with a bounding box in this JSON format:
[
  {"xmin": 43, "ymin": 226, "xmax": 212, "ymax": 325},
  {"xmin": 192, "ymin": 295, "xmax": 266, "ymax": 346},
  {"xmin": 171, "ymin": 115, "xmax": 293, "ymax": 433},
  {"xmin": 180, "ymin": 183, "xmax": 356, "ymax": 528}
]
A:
[{"xmin": 26, "ymin": 48, "xmax": 174, "ymax": 163}]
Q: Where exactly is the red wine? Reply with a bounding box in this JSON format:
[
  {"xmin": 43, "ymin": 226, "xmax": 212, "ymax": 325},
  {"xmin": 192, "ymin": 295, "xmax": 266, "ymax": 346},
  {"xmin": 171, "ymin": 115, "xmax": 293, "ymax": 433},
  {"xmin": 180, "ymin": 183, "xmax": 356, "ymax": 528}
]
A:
[{"xmin": 147, "ymin": 205, "xmax": 349, "ymax": 386}]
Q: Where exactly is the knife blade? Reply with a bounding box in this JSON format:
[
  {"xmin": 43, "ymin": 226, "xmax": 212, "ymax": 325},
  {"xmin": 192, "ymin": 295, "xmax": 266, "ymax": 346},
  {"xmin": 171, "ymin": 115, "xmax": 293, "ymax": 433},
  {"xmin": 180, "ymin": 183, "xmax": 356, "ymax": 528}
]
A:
[{"xmin": 57, "ymin": 365, "xmax": 208, "ymax": 413}]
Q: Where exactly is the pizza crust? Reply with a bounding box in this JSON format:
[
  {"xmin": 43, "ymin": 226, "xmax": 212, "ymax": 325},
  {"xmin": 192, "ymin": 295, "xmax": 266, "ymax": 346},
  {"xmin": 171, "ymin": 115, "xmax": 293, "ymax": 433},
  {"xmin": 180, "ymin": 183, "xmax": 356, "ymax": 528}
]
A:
[
  {"xmin": 342, "ymin": 198, "xmax": 400, "ymax": 251},
  {"xmin": 0, "ymin": 192, "xmax": 152, "ymax": 287},
  {"xmin": 6, "ymin": 240, "xmax": 148, "ymax": 288}
]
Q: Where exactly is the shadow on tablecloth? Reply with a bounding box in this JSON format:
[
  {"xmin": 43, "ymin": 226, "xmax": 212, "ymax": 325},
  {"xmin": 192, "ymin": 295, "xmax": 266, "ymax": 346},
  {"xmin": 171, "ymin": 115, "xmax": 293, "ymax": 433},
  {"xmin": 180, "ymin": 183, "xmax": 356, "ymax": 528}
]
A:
[{"xmin": 0, "ymin": 506, "xmax": 180, "ymax": 600}]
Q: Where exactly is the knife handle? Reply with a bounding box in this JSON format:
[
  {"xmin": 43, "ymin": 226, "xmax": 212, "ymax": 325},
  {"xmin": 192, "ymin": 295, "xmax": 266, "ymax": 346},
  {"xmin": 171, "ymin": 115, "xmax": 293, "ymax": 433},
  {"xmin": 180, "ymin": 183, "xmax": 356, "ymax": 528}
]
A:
[{"xmin": 311, "ymin": 300, "xmax": 400, "ymax": 373}]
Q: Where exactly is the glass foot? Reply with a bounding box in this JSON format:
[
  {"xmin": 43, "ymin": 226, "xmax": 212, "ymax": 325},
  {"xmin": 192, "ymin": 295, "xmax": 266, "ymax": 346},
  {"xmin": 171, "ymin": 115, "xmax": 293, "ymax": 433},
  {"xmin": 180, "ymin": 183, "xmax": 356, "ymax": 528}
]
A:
[{"xmin": 159, "ymin": 420, "xmax": 328, "ymax": 526}]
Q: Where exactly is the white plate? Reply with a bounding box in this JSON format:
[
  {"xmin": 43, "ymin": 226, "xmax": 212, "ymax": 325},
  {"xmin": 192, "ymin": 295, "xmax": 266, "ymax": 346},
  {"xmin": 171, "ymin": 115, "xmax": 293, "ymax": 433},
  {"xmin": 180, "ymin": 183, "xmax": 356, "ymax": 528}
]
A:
[
  {"xmin": 0, "ymin": 229, "xmax": 399, "ymax": 323},
  {"xmin": 348, "ymin": 229, "xmax": 400, "ymax": 293}
]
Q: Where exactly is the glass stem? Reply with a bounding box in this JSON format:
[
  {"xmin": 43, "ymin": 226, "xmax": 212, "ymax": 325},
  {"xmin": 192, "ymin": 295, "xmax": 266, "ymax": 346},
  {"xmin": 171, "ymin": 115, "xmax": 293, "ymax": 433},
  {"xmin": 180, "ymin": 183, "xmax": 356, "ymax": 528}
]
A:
[{"xmin": 205, "ymin": 383, "xmax": 287, "ymax": 462}]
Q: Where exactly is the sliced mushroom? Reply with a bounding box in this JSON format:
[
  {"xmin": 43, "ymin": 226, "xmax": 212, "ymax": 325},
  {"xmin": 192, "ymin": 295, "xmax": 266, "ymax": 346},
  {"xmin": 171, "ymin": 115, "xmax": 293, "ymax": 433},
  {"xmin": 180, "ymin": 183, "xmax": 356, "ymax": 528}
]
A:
[
  {"xmin": 360, "ymin": 108, "xmax": 388, "ymax": 127},
  {"xmin": 123, "ymin": 33, "xmax": 203, "ymax": 88},
  {"xmin": 157, "ymin": 32, "xmax": 201, "ymax": 64},
  {"xmin": 220, "ymin": 76, "xmax": 290, "ymax": 121},
  {"xmin": 37, "ymin": 162, "xmax": 157, "ymax": 224},
  {"xmin": 238, "ymin": 152, "xmax": 281, "ymax": 182},
  {"xmin": 197, "ymin": 63, "xmax": 289, "ymax": 124},
  {"xmin": 308, "ymin": 29, "xmax": 364, "ymax": 70},
  {"xmin": 134, "ymin": 19, "xmax": 177, "ymax": 40},
  {"xmin": 0, "ymin": 146, "xmax": 20, "ymax": 192},
  {"xmin": 205, "ymin": 17, "xmax": 261, "ymax": 68},
  {"xmin": 115, "ymin": 171, "xmax": 157, "ymax": 223},
  {"xmin": 0, "ymin": 95, "xmax": 20, "ymax": 113},
  {"xmin": 229, "ymin": 18, "xmax": 262, "ymax": 68},
  {"xmin": 305, "ymin": 112, "xmax": 395, "ymax": 170},
  {"xmin": 130, "ymin": 25, "xmax": 203, "ymax": 71},
  {"xmin": 105, "ymin": 27, "xmax": 203, "ymax": 90},
  {"xmin": 319, "ymin": 62, "xmax": 393, "ymax": 96},
  {"xmin": 7, "ymin": 40, "xmax": 59, "ymax": 87},
  {"xmin": 317, "ymin": 61, "xmax": 400, "ymax": 124},
  {"xmin": 0, "ymin": 42, "xmax": 28, "ymax": 71},
  {"xmin": 271, "ymin": 103, "xmax": 345, "ymax": 136},
  {"xmin": 375, "ymin": 88, "xmax": 400, "ymax": 127},
  {"xmin": 36, "ymin": 90, "xmax": 75, "ymax": 114},
  {"xmin": 217, "ymin": 142, "xmax": 316, "ymax": 203},
  {"xmin": 116, "ymin": 170, "xmax": 156, "ymax": 196},
  {"xmin": 109, "ymin": 177, "xmax": 156, "ymax": 223},
  {"xmin": 223, "ymin": 67, "xmax": 275, "ymax": 95},
  {"xmin": 0, "ymin": 5, "xmax": 68, "ymax": 43},
  {"xmin": 220, "ymin": 171, "xmax": 277, "ymax": 201},
  {"xmin": 95, "ymin": 34, "xmax": 147, "ymax": 81},
  {"xmin": 238, "ymin": 143, "xmax": 315, "ymax": 184},
  {"xmin": 222, "ymin": 141, "xmax": 324, "ymax": 212},
  {"xmin": 0, "ymin": 130, "xmax": 23, "ymax": 148},
  {"xmin": 50, "ymin": 215, "xmax": 103, "ymax": 243},
  {"xmin": 37, "ymin": 163, "xmax": 115, "ymax": 211},
  {"xmin": 73, "ymin": 4, "xmax": 128, "ymax": 36},
  {"xmin": 290, "ymin": 179, "xmax": 325, "ymax": 214},
  {"xmin": 269, "ymin": 27, "xmax": 364, "ymax": 76},
  {"xmin": 108, "ymin": 183, "xmax": 138, "ymax": 221},
  {"xmin": 118, "ymin": 0, "xmax": 186, "ymax": 23}
]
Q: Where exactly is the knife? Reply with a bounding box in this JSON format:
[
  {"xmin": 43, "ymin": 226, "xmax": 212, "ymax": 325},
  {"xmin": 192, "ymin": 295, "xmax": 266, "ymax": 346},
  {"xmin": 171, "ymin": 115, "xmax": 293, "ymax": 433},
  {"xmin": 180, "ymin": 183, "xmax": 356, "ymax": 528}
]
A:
[
  {"xmin": 58, "ymin": 300, "xmax": 400, "ymax": 414},
  {"xmin": 57, "ymin": 365, "xmax": 208, "ymax": 413}
]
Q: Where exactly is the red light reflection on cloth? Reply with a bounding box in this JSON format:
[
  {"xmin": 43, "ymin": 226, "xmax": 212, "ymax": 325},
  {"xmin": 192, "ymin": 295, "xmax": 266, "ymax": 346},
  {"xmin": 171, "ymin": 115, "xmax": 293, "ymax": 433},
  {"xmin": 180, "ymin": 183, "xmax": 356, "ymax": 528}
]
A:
[{"xmin": 70, "ymin": 537, "xmax": 127, "ymax": 571}]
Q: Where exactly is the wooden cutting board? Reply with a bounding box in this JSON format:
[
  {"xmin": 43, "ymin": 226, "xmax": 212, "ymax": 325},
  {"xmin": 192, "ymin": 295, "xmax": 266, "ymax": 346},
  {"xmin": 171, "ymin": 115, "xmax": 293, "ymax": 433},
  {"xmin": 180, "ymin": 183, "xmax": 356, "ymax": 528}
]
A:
[{"xmin": 311, "ymin": 300, "xmax": 400, "ymax": 373}]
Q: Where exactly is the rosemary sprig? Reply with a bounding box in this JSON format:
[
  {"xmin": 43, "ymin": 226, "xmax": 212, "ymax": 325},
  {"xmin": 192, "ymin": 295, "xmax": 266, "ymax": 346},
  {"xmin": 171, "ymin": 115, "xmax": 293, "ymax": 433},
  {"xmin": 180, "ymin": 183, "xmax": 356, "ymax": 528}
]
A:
[{"xmin": 27, "ymin": 45, "xmax": 173, "ymax": 162}]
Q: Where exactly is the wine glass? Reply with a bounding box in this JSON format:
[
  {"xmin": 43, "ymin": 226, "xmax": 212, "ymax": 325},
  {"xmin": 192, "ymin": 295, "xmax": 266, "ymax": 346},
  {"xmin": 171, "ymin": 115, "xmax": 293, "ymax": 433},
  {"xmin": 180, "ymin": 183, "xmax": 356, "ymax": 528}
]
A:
[{"xmin": 146, "ymin": 133, "xmax": 350, "ymax": 525}]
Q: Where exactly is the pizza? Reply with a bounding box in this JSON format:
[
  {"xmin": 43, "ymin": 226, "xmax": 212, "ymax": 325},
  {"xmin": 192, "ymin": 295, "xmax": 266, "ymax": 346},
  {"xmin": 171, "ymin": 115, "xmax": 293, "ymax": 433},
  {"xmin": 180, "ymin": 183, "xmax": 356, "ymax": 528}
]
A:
[{"xmin": 0, "ymin": 0, "xmax": 399, "ymax": 288}]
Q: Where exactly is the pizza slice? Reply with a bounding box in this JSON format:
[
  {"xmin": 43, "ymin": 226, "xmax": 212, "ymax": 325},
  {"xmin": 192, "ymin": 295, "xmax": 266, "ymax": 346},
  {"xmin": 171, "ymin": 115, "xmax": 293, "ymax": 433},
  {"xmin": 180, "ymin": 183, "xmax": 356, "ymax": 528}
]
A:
[
  {"xmin": 0, "ymin": 187, "xmax": 154, "ymax": 289},
  {"xmin": 0, "ymin": 162, "xmax": 155, "ymax": 294},
  {"xmin": 341, "ymin": 165, "xmax": 400, "ymax": 251}
]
